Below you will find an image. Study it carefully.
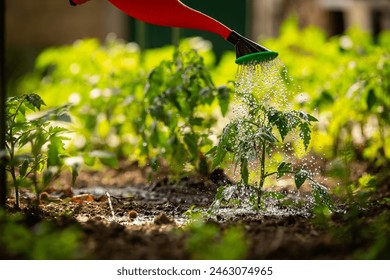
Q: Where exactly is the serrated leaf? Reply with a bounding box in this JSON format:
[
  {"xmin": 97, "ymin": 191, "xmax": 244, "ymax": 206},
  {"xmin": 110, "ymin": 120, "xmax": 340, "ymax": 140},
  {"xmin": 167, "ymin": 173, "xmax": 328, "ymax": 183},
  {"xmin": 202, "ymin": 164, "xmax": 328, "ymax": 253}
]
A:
[
  {"xmin": 277, "ymin": 162, "xmax": 292, "ymax": 178},
  {"xmin": 212, "ymin": 146, "xmax": 227, "ymax": 169},
  {"xmin": 48, "ymin": 136, "xmax": 65, "ymax": 167},
  {"xmin": 268, "ymin": 110, "xmax": 290, "ymax": 140},
  {"xmin": 299, "ymin": 122, "xmax": 311, "ymax": 150},
  {"xmin": 295, "ymin": 169, "xmax": 310, "ymax": 189},
  {"xmin": 312, "ymin": 182, "xmax": 333, "ymax": 210},
  {"xmin": 26, "ymin": 93, "xmax": 46, "ymax": 110},
  {"xmin": 240, "ymin": 157, "xmax": 249, "ymax": 186}
]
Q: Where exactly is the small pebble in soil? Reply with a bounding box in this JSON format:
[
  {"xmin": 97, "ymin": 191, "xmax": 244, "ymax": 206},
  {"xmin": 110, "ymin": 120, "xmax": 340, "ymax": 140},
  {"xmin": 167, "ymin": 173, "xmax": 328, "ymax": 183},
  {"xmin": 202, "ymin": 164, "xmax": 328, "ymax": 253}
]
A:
[
  {"xmin": 128, "ymin": 210, "xmax": 138, "ymax": 219},
  {"xmin": 154, "ymin": 212, "xmax": 174, "ymax": 225}
]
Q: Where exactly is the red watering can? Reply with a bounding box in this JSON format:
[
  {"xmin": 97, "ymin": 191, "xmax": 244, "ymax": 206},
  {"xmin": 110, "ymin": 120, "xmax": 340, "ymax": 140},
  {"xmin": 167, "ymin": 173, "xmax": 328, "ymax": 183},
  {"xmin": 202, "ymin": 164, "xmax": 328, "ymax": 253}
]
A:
[{"xmin": 70, "ymin": 0, "xmax": 278, "ymax": 64}]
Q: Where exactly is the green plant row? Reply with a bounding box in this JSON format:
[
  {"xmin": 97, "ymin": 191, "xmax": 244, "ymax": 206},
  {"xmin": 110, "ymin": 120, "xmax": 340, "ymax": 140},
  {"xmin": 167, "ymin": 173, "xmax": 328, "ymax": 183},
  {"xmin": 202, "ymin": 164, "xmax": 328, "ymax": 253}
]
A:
[
  {"xmin": 9, "ymin": 20, "xmax": 389, "ymax": 206},
  {"xmin": 16, "ymin": 38, "xmax": 230, "ymax": 174}
]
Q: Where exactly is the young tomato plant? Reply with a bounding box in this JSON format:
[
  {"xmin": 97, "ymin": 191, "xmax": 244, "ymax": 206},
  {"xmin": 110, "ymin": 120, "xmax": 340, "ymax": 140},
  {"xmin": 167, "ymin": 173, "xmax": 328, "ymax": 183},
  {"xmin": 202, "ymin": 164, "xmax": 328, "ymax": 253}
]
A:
[
  {"xmin": 5, "ymin": 94, "xmax": 73, "ymax": 208},
  {"xmin": 210, "ymin": 90, "xmax": 327, "ymax": 209},
  {"xmin": 135, "ymin": 49, "xmax": 230, "ymax": 175}
]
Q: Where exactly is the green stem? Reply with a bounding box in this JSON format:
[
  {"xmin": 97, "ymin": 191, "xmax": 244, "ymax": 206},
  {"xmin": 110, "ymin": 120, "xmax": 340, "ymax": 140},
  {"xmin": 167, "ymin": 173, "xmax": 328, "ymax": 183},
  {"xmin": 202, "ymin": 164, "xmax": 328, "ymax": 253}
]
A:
[
  {"xmin": 10, "ymin": 165, "xmax": 19, "ymax": 209},
  {"xmin": 9, "ymin": 137, "xmax": 20, "ymax": 208},
  {"xmin": 257, "ymin": 141, "xmax": 266, "ymax": 207},
  {"xmin": 8, "ymin": 96, "xmax": 27, "ymax": 209}
]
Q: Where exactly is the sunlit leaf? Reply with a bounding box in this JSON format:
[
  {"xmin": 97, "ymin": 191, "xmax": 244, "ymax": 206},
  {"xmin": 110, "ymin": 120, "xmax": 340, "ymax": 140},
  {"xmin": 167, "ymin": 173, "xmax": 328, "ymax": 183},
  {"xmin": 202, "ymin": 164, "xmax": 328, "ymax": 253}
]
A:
[
  {"xmin": 26, "ymin": 93, "xmax": 46, "ymax": 110},
  {"xmin": 89, "ymin": 150, "xmax": 118, "ymax": 168},
  {"xmin": 299, "ymin": 122, "xmax": 311, "ymax": 150},
  {"xmin": 48, "ymin": 136, "xmax": 65, "ymax": 167}
]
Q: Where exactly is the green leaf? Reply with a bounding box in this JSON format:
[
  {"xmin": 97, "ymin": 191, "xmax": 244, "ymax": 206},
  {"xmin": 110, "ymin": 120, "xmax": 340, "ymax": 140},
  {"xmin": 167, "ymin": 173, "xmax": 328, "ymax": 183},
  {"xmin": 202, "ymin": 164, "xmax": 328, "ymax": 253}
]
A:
[
  {"xmin": 259, "ymin": 129, "xmax": 278, "ymax": 144},
  {"xmin": 43, "ymin": 170, "xmax": 54, "ymax": 188},
  {"xmin": 83, "ymin": 153, "xmax": 96, "ymax": 166},
  {"xmin": 307, "ymin": 114, "xmax": 318, "ymax": 122},
  {"xmin": 277, "ymin": 162, "xmax": 292, "ymax": 178},
  {"xmin": 19, "ymin": 160, "xmax": 29, "ymax": 177},
  {"xmin": 275, "ymin": 116, "xmax": 289, "ymax": 140},
  {"xmin": 26, "ymin": 93, "xmax": 46, "ymax": 110},
  {"xmin": 48, "ymin": 136, "xmax": 65, "ymax": 167},
  {"xmin": 314, "ymin": 91, "xmax": 334, "ymax": 108},
  {"xmin": 190, "ymin": 117, "xmax": 204, "ymax": 126},
  {"xmin": 366, "ymin": 89, "xmax": 378, "ymax": 111},
  {"xmin": 299, "ymin": 122, "xmax": 311, "ymax": 150},
  {"xmin": 89, "ymin": 150, "xmax": 118, "ymax": 168},
  {"xmin": 240, "ymin": 157, "xmax": 249, "ymax": 186},
  {"xmin": 49, "ymin": 126, "xmax": 68, "ymax": 135},
  {"xmin": 150, "ymin": 121, "xmax": 160, "ymax": 148},
  {"xmin": 295, "ymin": 169, "xmax": 310, "ymax": 189},
  {"xmin": 212, "ymin": 146, "xmax": 227, "ymax": 169},
  {"xmin": 184, "ymin": 133, "xmax": 199, "ymax": 159},
  {"xmin": 171, "ymin": 136, "xmax": 187, "ymax": 168},
  {"xmin": 312, "ymin": 182, "xmax": 333, "ymax": 210},
  {"xmin": 217, "ymin": 86, "xmax": 231, "ymax": 117},
  {"xmin": 205, "ymin": 146, "xmax": 217, "ymax": 156},
  {"xmin": 150, "ymin": 157, "xmax": 159, "ymax": 171},
  {"xmin": 38, "ymin": 105, "xmax": 72, "ymax": 123}
]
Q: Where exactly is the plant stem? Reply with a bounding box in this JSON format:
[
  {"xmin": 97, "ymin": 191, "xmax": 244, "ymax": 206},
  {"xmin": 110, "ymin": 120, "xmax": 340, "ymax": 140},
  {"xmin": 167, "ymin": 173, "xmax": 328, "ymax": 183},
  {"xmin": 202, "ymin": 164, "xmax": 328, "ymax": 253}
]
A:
[
  {"xmin": 8, "ymin": 134, "xmax": 20, "ymax": 208},
  {"xmin": 10, "ymin": 165, "xmax": 19, "ymax": 209},
  {"xmin": 257, "ymin": 141, "xmax": 266, "ymax": 207}
]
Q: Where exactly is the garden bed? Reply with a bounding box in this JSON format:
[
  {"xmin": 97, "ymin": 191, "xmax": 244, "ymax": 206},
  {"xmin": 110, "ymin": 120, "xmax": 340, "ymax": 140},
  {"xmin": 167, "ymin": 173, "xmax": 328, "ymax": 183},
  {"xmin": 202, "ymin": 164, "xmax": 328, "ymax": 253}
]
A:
[{"xmin": 3, "ymin": 161, "xmax": 389, "ymax": 260}]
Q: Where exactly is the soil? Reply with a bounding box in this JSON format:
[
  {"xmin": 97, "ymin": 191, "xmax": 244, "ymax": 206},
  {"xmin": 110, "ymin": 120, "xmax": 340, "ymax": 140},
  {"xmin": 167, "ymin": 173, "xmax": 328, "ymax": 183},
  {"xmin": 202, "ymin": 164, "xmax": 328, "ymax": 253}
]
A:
[{"xmin": 3, "ymin": 161, "xmax": 390, "ymax": 260}]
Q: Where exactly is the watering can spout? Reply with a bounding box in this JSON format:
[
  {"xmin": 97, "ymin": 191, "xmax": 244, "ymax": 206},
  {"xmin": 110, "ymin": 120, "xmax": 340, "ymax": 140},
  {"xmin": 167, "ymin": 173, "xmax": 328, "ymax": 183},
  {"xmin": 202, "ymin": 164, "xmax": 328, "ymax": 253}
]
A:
[
  {"xmin": 69, "ymin": 0, "xmax": 278, "ymax": 64},
  {"xmin": 227, "ymin": 31, "xmax": 278, "ymax": 64}
]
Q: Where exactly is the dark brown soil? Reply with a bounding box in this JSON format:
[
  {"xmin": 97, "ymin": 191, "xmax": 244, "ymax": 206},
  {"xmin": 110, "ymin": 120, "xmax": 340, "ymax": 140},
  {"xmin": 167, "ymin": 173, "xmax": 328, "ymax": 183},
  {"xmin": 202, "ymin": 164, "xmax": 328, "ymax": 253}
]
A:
[{"xmin": 2, "ymin": 161, "xmax": 390, "ymax": 260}]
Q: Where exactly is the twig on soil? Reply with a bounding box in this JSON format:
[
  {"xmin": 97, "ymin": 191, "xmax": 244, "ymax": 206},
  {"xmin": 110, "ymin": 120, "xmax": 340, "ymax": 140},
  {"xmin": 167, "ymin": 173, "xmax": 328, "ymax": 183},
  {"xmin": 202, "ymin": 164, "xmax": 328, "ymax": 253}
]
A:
[{"xmin": 105, "ymin": 192, "xmax": 115, "ymax": 219}]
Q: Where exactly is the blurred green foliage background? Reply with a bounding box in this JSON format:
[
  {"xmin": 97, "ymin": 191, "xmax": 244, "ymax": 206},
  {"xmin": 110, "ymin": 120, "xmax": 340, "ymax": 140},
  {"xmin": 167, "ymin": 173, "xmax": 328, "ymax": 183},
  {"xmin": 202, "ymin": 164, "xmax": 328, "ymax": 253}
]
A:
[{"xmin": 10, "ymin": 18, "xmax": 390, "ymax": 182}]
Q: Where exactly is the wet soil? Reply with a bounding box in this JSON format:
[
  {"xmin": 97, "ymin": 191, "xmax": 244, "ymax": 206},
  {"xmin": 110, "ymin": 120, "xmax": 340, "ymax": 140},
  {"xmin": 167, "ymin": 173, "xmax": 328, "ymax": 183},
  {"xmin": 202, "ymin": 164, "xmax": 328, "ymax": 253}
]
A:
[{"xmin": 3, "ymin": 161, "xmax": 390, "ymax": 260}]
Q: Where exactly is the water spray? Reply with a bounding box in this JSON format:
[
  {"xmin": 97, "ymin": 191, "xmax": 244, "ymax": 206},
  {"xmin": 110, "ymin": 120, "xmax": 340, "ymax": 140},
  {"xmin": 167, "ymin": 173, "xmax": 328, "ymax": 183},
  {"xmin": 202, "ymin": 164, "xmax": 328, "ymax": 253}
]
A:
[{"xmin": 69, "ymin": 0, "xmax": 278, "ymax": 64}]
